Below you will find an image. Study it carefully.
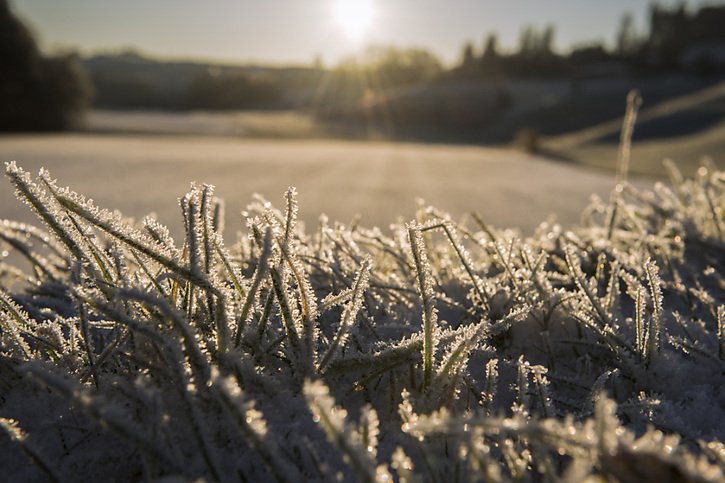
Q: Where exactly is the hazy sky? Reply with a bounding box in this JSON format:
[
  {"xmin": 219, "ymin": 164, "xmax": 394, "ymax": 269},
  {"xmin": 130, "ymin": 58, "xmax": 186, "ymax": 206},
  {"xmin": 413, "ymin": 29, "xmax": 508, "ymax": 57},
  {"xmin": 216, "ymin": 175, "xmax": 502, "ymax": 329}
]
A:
[{"xmin": 11, "ymin": 0, "xmax": 717, "ymax": 66}]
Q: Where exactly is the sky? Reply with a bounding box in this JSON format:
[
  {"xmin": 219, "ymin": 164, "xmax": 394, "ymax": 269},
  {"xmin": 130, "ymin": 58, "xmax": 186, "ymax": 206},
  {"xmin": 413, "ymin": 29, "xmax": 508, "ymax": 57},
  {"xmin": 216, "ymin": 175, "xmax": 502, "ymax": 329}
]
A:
[{"xmin": 10, "ymin": 0, "xmax": 717, "ymax": 67}]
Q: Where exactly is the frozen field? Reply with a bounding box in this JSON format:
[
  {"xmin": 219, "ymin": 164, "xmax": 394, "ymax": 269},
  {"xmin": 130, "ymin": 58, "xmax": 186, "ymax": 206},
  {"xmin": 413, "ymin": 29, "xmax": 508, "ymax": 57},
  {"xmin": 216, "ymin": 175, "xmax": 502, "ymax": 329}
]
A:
[
  {"xmin": 2, "ymin": 132, "xmax": 723, "ymax": 482},
  {"xmin": 0, "ymin": 133, "xmax": 641, "ymax": 236}
]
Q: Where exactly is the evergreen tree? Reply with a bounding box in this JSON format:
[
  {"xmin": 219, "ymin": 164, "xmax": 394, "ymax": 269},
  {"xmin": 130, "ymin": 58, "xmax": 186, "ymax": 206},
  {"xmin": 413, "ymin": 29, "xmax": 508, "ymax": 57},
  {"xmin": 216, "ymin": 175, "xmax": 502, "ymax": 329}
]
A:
[
  {"xmin": 480, "ymin": 33, "xmax": 502, "ymax": 77},
  {"xmin": 0, "ymin": 0, "xmax": 92, "ymax": 131},
  {"xmin": 615, "ymin": 13, "xmax": 639, "ymax": 57},
  {"xmin": 481, "ymin": 33, "xmax": 499, "ymax": 61},
  {"xmin": 461, "ymin": 42, "xmax": 476, "ymax": 70},
  {"xmin": 540, "ymin": 25, "xmax": 555, "ymax": 57}
]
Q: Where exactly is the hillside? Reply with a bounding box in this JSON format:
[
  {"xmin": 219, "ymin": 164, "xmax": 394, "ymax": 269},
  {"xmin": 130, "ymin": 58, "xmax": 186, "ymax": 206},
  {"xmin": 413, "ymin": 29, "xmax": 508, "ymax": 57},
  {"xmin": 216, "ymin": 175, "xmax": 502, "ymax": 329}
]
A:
[
  {"xmin": 83, "ymin": 52, "xmax": 324, "ymax": 110},
  {"xmin": 544, "ymin": 81, "xmax": 725, "ymax": 176}
]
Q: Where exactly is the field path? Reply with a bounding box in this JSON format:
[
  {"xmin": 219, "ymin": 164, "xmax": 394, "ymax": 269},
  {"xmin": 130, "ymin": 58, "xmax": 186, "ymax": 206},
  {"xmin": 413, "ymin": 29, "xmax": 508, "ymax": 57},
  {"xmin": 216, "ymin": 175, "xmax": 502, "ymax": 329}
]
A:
[{"xmin": 0, "ymin": 134, "xmax": 642, "ymax": 237}]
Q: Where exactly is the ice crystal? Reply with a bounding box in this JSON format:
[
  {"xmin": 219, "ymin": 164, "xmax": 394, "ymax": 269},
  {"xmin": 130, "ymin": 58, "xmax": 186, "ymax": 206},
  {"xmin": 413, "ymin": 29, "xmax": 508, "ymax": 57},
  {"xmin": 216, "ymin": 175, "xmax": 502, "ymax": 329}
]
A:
[{"xmin": 0, "ymin": 162, "xmax": 723, "ymax": 481}]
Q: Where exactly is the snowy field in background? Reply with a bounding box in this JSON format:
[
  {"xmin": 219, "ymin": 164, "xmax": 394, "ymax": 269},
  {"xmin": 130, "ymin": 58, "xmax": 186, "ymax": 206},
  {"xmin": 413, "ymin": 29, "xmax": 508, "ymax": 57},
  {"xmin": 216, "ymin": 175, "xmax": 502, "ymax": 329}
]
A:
[{"xmin": 0, "ymin": 133, "xmax": 639, "ymax": 238}]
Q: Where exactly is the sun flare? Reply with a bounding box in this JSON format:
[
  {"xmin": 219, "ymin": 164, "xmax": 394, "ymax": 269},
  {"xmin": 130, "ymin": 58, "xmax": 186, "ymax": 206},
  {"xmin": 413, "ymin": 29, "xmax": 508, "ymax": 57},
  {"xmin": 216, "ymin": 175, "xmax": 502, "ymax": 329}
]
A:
[{"xmin": 333, "ymin": 0, "xmax": 375, "ymax": 40}]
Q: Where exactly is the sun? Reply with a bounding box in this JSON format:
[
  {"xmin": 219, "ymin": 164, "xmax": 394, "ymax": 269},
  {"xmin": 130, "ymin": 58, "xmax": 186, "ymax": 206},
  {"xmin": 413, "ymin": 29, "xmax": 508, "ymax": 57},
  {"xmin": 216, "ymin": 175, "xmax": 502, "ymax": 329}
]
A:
[{"xmin": 333, "ymin": 0, "xmax": 376, "ymax": 40}]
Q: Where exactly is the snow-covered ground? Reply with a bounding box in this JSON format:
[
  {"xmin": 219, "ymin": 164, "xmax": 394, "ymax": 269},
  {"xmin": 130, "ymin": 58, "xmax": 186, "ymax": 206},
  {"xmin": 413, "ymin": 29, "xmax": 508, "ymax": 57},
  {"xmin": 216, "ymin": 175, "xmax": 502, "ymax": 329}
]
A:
[
  {"xmin": 1, "ymin": 132, "xmax": 722, "ymax": 482},
  {"xmin": 0, "ymin": 133, "xmax": 637, "ymax": 237}
]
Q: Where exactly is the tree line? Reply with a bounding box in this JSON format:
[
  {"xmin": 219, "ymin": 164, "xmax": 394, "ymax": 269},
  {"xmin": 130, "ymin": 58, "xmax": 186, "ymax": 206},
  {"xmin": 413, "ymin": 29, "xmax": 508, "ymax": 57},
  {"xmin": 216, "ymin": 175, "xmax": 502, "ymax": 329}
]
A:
[
  {"xmin": 85, "ymin": 53, "xmax": 290, "ymax": 111},
  {"xmin": 3, "ymin": 0, "xmax": 724, "ymax": 131},
  {"xmin": 450, "ymin": 3, "xmax": 725, "ymax": 79}
]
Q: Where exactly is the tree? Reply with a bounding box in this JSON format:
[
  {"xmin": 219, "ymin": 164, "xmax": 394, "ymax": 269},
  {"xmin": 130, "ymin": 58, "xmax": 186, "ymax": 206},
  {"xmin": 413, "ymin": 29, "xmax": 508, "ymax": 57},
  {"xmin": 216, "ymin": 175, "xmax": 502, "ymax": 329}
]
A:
[
  {"xmin": 319, "ymin": 46, "xmax": 442, "ymax": 114},
  {"xmin": 647, "ymin": 2, "xmax": 689, "ymax": 69},
  {"xmin": 511, "ymin": 25, "xmax": 563, "ymax": 76},
  {"xmin": 540, "ymin": 25, "xmax": 555, "ymax": 57},
  {"xmin": 358, "ymin": 46, "xmax": 443, "ymax": 86},
  {"xmin": 460, "ymin": 42, "xmax": 477, "ymax": 71},
  {"xmin": 0, "ymin": 0, "xmax": 92, "ymax": 131},
  {"xmin": 615, "ymin": 13, "xmax": 639, "ymax": 57},
  {"xmin": 518, "ymin": 26, "xmax": 537, "ymax": 58},
  {"xmin": 481, "ymin": 33, "xmax": 499, "ymax": 61},
  {"xmin": 568, "ymin": 43, "xmax": 610, "ymax": 64},
  {"xmin": 479, "ymin": 33, "xmax": 504, "ymax": 77}
]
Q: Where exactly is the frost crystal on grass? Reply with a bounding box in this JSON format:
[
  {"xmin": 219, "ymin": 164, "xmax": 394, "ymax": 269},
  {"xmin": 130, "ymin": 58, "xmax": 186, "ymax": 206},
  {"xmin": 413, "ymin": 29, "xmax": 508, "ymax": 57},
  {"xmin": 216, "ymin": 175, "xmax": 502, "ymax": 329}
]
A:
[{"xmin": 0, "ymin": 162, "xmax": 723, "ymax": 481}]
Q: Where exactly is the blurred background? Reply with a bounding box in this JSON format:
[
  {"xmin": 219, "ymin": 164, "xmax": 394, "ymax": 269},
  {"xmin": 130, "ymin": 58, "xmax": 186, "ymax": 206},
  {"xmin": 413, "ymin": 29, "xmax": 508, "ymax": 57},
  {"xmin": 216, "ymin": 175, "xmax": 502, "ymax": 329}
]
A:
[{"xmin": 1, "ymin": 0, "xmax": 724, "ymax": 233}]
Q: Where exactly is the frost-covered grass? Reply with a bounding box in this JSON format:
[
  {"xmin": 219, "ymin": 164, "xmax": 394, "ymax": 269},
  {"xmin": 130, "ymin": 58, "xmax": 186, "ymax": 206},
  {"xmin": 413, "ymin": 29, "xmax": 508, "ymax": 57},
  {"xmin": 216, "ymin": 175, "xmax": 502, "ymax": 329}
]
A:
[{"xmin": 0, "ymin": 158, "xmax": 723, "ymax": 482}]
